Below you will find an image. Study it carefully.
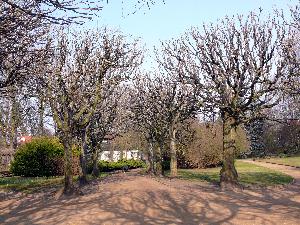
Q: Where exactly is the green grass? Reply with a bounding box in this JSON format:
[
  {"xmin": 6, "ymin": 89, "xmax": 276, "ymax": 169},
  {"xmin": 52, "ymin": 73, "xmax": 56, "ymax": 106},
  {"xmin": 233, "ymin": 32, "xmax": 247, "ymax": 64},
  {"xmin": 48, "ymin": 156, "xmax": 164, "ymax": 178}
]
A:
[
  {"xmin": 0, "ymin": 173, "xmax": 108, "ymax": 192},
  {"xmin": 0, "ymin": 176, "xmax": 64, "ymax": 192},
  {"xmin": 171, "ymin": 161, "xmax": 293, "ymax": 186},
  {"xmin": 260, "ymin": 156, "xmax": 300, "ymax": 167}
]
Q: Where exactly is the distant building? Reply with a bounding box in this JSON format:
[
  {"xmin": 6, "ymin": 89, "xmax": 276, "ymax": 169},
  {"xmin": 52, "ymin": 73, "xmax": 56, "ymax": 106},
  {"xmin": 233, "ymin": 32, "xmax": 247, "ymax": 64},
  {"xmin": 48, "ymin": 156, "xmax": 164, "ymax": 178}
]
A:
[
  {"xmin": 99, "ymin": 150, "xmax": 142, "ymax": 162},
  {"xmin": 98, "ymin": 134, "xmax": 143, "ymax": 162}
]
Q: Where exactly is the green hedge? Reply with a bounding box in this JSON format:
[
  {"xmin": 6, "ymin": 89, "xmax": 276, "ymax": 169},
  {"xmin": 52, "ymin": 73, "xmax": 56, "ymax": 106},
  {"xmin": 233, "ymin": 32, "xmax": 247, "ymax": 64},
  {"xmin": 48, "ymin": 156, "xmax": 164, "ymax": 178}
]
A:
[
  {"xmin": 10, "ymin": 137, "xmax": 64, "ymax": 177},
  {"xmin": 88, "ymin": 159, "xmax": 146, "ymax": 173}
]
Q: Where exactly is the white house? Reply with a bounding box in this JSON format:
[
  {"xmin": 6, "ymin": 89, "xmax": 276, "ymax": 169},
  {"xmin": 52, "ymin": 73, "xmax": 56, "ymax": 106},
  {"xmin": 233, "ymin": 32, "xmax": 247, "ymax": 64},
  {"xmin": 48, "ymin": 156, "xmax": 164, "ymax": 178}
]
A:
[{"xmin": 99, "ymin": 150, "xmax": 141, "ymax": 162}]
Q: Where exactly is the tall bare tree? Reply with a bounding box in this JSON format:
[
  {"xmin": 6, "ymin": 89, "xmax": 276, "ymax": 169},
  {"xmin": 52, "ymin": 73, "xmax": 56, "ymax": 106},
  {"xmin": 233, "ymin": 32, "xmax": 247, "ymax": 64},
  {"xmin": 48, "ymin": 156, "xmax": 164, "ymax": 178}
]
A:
[
  {"xmin": 44, "ymin": 28, "xmax": 142, "ymax": 194},
  {"xmin": 1, "ymin": 0, "xmax": 163, "ymax": 25},
  {"xmin": 0, "ymin": 1, "xmax": 49, "ymax": 93},
  {"xmin": 130, "ymin": 72, "xmax": 198, "ymax": 176},
  {"xmin": 159, "ymin": 11, "xmax": 289, "ymax": 187},
  {"xmin": 0, "ymin": 0, "xmax": 159, "ymax": 94},
  {"xmin": 89, "ymin": 85, "xmax": 128, "ymax": 177},
  {"xmin": 130, "ymin": 74, "xmax": 164, "ymax": 174}
]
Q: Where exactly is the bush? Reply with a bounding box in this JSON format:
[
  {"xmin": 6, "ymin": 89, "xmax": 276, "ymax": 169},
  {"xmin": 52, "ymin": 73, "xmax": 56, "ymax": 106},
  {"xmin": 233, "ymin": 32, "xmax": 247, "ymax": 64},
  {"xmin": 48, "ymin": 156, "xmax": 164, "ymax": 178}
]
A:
[
  {"xmin": 184, "ymin": 122, "xmax": 249, "ymax": 168},
  {"xmin": 87, "ymin": 159, "xmax": 146, "ymax": 173},
  {"xmin": 11, "ymin": 137, "xmax": 66, "ymax": 177}
]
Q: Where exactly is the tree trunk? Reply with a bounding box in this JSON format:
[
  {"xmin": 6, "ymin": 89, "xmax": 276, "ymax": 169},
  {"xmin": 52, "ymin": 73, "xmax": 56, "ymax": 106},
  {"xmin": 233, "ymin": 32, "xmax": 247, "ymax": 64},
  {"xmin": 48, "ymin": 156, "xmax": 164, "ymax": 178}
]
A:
[
  {"xmin": 38, "ymin": 97, "xmax": 45, "ymax": 136},
  {"xmin": 220, "ymin": 114, "xmax": 239, "ymax": 188},
  {"xmin": 10, "ymin": 91, "xmax": 18, "ymax": 150},
  {"xmin": 155, "ymin": 143, "xmax": 164, "ymax": 176},
  {"xmin": 62, "ymin": 136, "xmax": 74, "ymax": 195},
  {"xmin": 148, "ymin": 140, "xmax": 155, "ymax": 175},
  {"xmin": 169, "ymin": 125, "xmax": 177, "ymax": 177},
  {"xmin": 79, "ymin": 129, "xmax": 88, "ymax": 186},
  {"xmin": 92, "ymin": 143, "xmax": 100, "ymax": 177}
]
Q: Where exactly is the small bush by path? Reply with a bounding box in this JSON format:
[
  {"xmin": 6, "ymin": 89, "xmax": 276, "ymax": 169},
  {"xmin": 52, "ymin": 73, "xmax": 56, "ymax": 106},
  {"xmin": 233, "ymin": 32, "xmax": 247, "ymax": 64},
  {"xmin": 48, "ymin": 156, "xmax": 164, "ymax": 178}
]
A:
[
  {"xmin": 169, "ymin": 161, "xmax": 293, "ymax": 186},
  {"xmin": 10, "ymin": 137, "xmax": 81, "ymax": 177}
]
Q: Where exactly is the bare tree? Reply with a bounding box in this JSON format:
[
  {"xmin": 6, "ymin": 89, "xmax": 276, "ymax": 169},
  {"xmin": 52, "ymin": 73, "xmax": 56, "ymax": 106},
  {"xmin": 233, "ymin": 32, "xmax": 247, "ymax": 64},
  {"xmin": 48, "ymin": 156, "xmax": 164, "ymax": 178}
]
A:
[
  {"xmin": 89, "ymin": 85, "xmax": 128, "ymax": 177},
  {"xmin": 130, "ymin": 72, "xmax": 198, "ymax": 176},
  {"xmin": 1, "ymin": 0, "xmax": 163, "ymax": 25},
  {"xmin": 159, "ymin": 11, "xmax": 289, "ymax": 187},
  {"xmin": 130, "ymin": 74, "xmax": 164, "ymax": 175},
  {"xmin": 153, "ymin": 74, "xmax": 198, "ymax": 176},
  {"xmin": 0, "ymin": 91, "xmax": 21, "ymax": 149},
  {"xmin": 0, "ymin": 1, "xmax": 49, "ymax": 93},
  {"xmin": 0, "ymin": 0, "xmax": 159, "ymax": 94},
  {"xmin": 44, "ymin": 28, "xmax": 142, "ymax": 194}
]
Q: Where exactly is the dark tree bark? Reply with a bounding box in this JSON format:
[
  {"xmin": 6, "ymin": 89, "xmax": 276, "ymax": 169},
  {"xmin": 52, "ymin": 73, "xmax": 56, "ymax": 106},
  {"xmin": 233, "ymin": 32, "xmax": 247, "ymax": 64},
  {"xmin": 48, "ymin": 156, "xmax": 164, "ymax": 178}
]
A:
[
  {"xmin": 38, "ymin": 96, "xmax": 45, "ymax": 136},
  {"xmin": 169, "ymin": 125, "xmax": 177, "ymax": 177},
  {"xmin": 10, "ymin": 91, "xmax": 19, "ymax": 149},
  {"xmin": 61, "ymin": 135, "xmax": 75, "ymax": 195},
  {"xmin": 147, "ymin": 139, "xmax": 155, "ymax": 175},
  {"xmin": 79, "ymin": 128, "xmax": 88, "ymax": 186},
  {"xmin": 220, "ymin": 114, "xmax": 238, "ymax": 187},
  {"xmin": 92, "ymin": 144, "xmax": 100, "ymax": 177},
  {"xmin": 155, "ymin": 143, "xmax": 164, "ymax": 176}
]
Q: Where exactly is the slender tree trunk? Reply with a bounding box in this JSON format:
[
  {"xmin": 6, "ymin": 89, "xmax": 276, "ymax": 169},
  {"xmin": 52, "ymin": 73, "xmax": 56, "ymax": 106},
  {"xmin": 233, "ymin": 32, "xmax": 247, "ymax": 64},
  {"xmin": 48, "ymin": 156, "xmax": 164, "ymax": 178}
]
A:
[
  {"xmin": 92, "ymin": 143, "xmax": 101, "ymax": 177},
  {"xmin": 79, "ymin": 129, "xmax": 88, "ymax": 186},
  {"xmin": 169, "ymin": 125, "xmax": 177, "ymax": 177},
  {"xmin": 38, "ymin": 97, "xmax": 45, "ymax": 136},
  {"xmin": 62, "ymin": 135, "xmax": 74, "ymax": 195},
  {"xmin": 148, "ymin": 140, "xmax": 155, "ymax": 174},
  {"xmin": 10, "ymin": 94, "xmax": 18, "ymax": 150},
  {"xmin": 220, "ymin": 114, "xmax": 239, "ymax": 188},
  {"xmin": 155, "ymin": 143, "xmax": 164, "ymax": 176}
]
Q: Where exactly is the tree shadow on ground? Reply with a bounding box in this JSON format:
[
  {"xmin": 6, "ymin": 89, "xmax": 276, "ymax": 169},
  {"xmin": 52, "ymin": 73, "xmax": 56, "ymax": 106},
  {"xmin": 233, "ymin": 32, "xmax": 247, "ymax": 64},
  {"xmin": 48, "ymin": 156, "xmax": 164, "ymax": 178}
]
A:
[{"xmin": 1, "ymin": 172, "xmax": 300, "ymax": 225}]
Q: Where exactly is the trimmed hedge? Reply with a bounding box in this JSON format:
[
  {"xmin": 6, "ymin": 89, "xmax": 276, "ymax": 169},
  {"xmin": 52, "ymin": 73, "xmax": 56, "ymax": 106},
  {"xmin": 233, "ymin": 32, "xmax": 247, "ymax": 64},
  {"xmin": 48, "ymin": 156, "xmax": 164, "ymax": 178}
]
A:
[
  {"xmin": 88, "ymin": 159, "xmax": 146, "ymax": 173},
  {"xmin": 10, "ymin": 137, "xmax": 80, "ymax": 177}
]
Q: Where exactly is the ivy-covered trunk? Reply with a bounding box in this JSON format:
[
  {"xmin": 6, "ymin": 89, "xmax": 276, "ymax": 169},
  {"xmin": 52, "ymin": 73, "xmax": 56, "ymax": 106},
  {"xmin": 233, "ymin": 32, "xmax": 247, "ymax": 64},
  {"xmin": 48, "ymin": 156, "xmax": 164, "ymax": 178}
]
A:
[
  {"xmin": 62, "ymin": 136, "xmax": 74, "ymax": 194},
  {"xmin": 79, "ymin": 129, "xmax": 88, "ymax": 185},
  {"xmin": 92, "ymin": 143, "xmax": 100, "ymax": 177},
  {"xmin": 220, "ymin": 114, "xmax": 239, "ymax": 188},
  {"xmin": 169, "ymin": 125, "xmax": 177, "ymax": 177}
]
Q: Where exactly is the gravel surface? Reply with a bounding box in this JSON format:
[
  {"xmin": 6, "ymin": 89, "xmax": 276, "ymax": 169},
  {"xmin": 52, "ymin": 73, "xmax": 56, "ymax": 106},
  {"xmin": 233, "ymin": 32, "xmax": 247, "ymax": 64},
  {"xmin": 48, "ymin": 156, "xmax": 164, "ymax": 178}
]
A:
[{"xmin": 0, "ymin": 166, "xmax": 300, "ymax": 225}]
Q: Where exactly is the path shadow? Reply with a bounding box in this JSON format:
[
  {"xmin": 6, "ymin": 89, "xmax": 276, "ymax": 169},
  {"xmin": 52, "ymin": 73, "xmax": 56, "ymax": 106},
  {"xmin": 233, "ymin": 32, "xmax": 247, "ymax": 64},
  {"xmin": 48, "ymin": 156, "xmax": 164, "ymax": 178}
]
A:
[{"xmin": 1, "ymin": 171, "xmax": 300, "ymax": 225}]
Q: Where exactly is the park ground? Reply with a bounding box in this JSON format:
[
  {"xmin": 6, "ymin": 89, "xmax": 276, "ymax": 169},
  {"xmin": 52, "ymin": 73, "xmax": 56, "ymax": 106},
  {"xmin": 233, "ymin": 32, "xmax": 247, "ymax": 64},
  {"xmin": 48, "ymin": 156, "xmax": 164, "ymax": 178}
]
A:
[{"xmin": 0, "ymin": 160, "xmax": 300, "ymax": 225}]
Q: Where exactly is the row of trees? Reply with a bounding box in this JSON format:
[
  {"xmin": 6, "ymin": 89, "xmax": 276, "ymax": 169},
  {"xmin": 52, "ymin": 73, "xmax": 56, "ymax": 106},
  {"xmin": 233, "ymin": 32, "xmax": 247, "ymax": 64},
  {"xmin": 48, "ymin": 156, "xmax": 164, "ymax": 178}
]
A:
[
  {"xmin": 1, "ymin": 0, "xmax": 300, "ymax": 193},
  {"xmin": 0, "ymin": 0, "xmax": 157, "ymax": 194}
]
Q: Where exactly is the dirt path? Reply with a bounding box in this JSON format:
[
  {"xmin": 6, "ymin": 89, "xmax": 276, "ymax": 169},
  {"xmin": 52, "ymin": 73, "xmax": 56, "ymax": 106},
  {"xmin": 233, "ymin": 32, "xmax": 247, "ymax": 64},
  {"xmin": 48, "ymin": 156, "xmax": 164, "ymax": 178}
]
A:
[{"xmin": 1, "ymin": 169, "xmax": 300, "ymax": 225}]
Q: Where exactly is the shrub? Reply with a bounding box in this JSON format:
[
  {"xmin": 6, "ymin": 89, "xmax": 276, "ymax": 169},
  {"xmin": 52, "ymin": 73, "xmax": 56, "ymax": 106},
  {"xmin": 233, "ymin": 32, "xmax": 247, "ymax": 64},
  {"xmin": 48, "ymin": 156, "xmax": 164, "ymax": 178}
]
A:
[
  {"xmin": 184, "ymin": 122, "xmax": 249, "ymax": 168},
  {"xmin": 87, "ymin": 159, "xmax": 146, "ymax": 173},
  {"xmin": 10, "ymin": 137, "xmax": 79, "ymax": 177}
]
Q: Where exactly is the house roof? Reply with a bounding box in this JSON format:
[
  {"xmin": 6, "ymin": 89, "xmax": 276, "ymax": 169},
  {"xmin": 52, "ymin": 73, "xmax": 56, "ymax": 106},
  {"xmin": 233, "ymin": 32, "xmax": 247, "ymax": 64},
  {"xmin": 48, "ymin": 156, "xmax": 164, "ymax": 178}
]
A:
[{"xmin": 18, "ymin": 136, "xmax": 32, "ymax": 143}]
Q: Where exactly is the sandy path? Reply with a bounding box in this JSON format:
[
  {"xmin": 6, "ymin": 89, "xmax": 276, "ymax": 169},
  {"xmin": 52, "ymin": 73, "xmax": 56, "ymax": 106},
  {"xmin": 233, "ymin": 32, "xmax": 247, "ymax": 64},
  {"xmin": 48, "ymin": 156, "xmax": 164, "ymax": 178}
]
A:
[{"xmin": 0, "ymin": 168, "xmax": 300, "ymax": 225}]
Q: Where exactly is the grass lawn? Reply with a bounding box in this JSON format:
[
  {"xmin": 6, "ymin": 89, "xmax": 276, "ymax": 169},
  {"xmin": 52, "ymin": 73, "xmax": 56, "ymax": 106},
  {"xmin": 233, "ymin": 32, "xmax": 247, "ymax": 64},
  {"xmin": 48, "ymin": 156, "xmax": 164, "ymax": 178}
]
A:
[
  {"xmin": 259, "ymin": 156, "xmax": 300, "ymax": 167},
  {"xmin": 0, "ymin": 173, "xmax": 108, "ymax": 192},
  {"xmin": 173, "ymin": 161, "xmax": 293, "ymax": 186}
]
